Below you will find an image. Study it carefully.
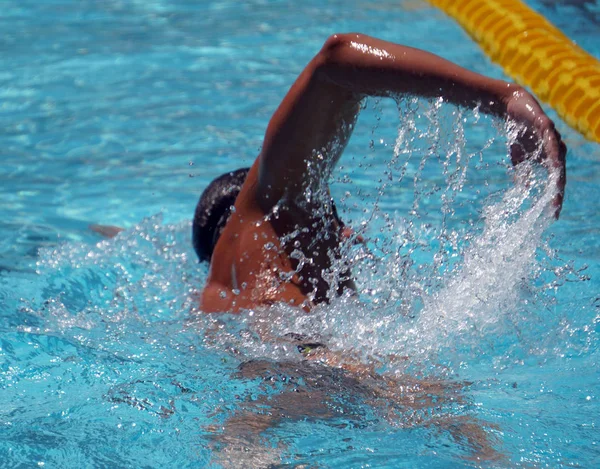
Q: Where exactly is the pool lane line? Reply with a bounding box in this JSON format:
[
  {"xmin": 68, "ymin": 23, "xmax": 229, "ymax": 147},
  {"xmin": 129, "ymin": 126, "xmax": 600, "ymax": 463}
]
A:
[{"xmin": 427, "ymin": 0, "xmax": 600, "ymax": 143}]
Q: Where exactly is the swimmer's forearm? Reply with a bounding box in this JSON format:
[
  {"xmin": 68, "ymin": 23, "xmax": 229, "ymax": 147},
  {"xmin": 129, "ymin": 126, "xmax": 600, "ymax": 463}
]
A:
[{"xmin": 316, "ymin": 33, "xmax": 517, "ymax": 116}]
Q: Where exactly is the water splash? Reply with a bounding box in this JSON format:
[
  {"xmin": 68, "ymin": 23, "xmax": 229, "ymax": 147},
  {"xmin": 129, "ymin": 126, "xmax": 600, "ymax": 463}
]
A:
[
  {"xmin": 407, "ymin": 166, "xmax": 556, "ymax": 358},
  {"xmin": 18, "ymin": 214, "xmax": 200, "ymax": 336}
]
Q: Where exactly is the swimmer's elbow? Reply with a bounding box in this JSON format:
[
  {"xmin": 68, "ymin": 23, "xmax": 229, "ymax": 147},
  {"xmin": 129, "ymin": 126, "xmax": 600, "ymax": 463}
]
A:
[
  {"xmin": 316, "ymin": 33, "xmax": 384, "ymax": 88},
  {"xmin": 317, "ymin": 33, "xmax": 369, "ymax": 67},
  {"xmin": 318, "ymin": 33, "xmax": 364, "ymax": 65},
  {"xmin": 321, "ymin": 33, "xmax": 356, "ymax": 53}
]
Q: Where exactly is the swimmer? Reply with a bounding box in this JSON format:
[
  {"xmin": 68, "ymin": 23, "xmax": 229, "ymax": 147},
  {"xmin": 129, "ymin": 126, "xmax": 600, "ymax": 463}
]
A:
[
  {"xmin": 193, "ymin": 33, "xmax": 567, "ymax": 313},
  {"xmin": 89, "ymin": 34, "xmax": 566, "ymax": 462}
]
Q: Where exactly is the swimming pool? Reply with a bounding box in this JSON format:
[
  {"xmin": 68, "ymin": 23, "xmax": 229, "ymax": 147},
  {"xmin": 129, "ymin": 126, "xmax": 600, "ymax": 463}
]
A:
[{"xmin": 1, "ymin": 0, "xmax": 599, "ymax": 467}]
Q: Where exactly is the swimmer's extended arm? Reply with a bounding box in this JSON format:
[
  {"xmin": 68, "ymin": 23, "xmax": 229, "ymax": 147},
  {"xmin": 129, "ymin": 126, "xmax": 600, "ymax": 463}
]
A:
[
  {"xmin": 89, "ymin": 224, "xmax": 124, "ymax": 238},
  {"xmin": 257, "ymin": 33, "xmax": 565, "ymax": 216}
]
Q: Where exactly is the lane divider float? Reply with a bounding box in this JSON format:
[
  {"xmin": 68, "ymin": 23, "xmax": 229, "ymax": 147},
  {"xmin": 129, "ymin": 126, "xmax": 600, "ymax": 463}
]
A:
[{"xmin": 427, "ymin": 0, "xmax": 600, "ymax": 143}]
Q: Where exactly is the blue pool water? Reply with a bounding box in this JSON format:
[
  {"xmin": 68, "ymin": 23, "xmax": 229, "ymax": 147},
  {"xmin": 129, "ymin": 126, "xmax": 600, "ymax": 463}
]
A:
[{"xmin": 1, "ymin": 0, "xmax": 599, "ymax": 467}]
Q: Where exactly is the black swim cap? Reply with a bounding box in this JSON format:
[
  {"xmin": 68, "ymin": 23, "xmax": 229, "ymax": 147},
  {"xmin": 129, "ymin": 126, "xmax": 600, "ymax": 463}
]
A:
[{"xmin": 192, "ymin": 167, "xmax": 250, "ymax": 262}]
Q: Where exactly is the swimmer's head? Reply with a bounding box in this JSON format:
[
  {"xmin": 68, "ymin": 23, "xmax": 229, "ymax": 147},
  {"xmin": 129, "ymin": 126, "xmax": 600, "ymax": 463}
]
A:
[{"xmin": 193, "ymin": 167, "xmax": 250, "ymax": 262}]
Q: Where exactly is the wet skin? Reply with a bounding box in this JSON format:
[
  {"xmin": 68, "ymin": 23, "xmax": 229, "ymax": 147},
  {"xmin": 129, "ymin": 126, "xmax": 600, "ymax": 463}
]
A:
[{"xmin": 201, "ymin": 33, "xmax": 567, "ymax": 313}]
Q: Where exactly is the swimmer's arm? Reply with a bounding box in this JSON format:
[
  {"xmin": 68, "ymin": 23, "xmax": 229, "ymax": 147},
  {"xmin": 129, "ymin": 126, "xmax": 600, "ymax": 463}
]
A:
[
  {"xmin": 258, "ymin": 33, "xmax": 565, "ymax": 215},
  {"xmin": 318, "ymin": 33, "xmax": 513, "ymax": 115},
  {"xmin": 318, "ymin": 33, "xmax": 566, "ymax": 214},
  {"xmin": 89, "ymin": 224, "xmax": 124, "ymax": 238}
]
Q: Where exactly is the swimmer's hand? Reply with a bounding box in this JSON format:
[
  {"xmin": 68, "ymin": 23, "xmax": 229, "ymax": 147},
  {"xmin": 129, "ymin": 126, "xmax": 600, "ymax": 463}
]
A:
[{"xmin": 504, "ymin": 88, "xmax": 567, "ymax": 218}]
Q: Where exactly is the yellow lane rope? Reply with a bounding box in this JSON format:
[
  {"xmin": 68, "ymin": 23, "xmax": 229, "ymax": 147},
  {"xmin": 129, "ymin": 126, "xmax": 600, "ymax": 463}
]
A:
[{"xmin": 427, "ymin": 0, "xmax": 600, "ymax": 143}]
